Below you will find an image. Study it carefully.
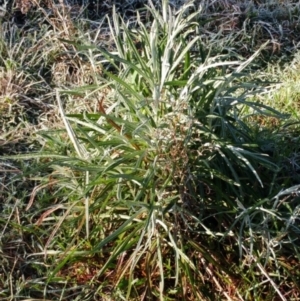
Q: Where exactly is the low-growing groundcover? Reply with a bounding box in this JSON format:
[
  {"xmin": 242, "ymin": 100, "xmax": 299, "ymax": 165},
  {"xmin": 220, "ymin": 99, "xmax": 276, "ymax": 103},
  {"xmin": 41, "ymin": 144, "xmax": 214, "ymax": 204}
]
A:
[{"xmin": 1, "ymin": 0, "xmax": 300, "ymax": 300}]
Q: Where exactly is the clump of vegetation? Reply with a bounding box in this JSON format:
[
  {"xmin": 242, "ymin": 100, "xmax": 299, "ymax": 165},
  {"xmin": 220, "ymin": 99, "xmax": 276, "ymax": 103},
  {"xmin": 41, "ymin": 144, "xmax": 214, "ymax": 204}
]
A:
[{"xmin": 1, "ymin": 0, "xmax": 300, "ymax": 300}]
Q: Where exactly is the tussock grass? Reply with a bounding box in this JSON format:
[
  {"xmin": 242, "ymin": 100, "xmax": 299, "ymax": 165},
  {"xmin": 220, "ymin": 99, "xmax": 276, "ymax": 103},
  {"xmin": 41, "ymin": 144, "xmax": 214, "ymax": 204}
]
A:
[{"xmin": 1, "ymin": 0, "xmax": 300, "ymax": 300}]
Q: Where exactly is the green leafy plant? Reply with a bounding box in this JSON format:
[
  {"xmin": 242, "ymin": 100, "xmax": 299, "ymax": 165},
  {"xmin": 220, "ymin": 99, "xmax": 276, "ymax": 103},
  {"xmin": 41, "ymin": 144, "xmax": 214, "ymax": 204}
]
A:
[{"xmin": 1, "ymin": 1, "xmax": 300, "ymax": 300}]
